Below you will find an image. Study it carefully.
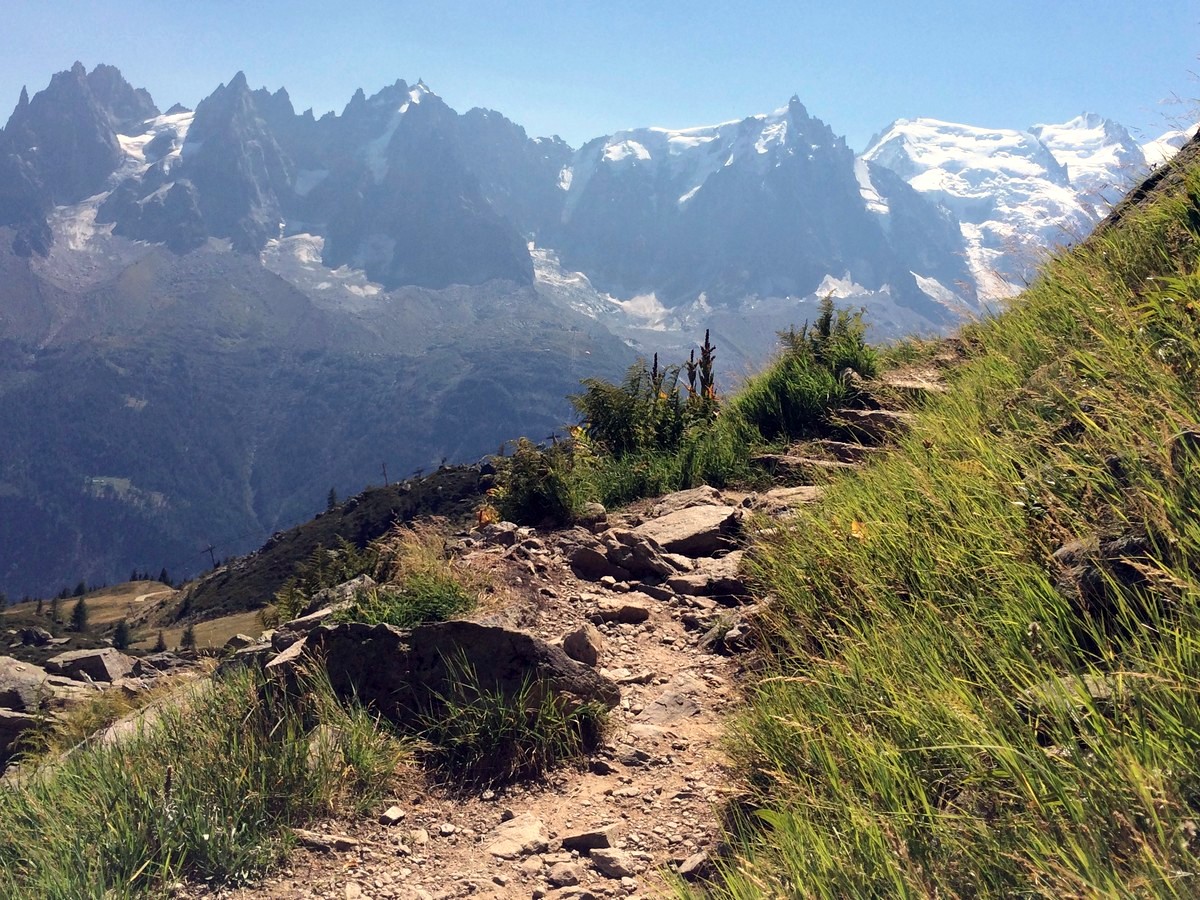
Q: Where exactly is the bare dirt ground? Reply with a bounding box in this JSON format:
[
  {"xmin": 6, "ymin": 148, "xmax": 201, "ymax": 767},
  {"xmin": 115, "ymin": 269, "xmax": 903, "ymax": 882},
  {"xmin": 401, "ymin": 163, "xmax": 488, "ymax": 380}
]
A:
[{"xmin": 184, "ymin": 501, "xmax": 759, "ymax": 900}]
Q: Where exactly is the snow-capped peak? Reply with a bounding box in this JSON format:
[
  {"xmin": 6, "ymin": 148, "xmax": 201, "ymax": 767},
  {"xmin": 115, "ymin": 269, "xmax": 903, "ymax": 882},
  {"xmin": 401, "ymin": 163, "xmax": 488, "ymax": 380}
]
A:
[{"xmin": 1029, "ymin": 113, "xmax": 1143, "ymax": 204}]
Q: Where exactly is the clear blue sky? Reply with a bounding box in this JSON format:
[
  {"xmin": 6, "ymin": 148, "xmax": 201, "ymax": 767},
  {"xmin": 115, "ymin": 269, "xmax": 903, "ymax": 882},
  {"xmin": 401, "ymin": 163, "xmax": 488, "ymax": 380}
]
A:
[{"xmin": 2, "ymin": 1, "xmax": 1197, "ymax": 150}]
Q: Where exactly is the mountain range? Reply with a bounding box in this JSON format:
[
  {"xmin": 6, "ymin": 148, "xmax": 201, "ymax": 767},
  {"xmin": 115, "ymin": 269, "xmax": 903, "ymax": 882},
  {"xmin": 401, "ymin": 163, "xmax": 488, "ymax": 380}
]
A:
[{"xmin": 0, "ymin": 62, "xmax": 1192, "ymax": 599}]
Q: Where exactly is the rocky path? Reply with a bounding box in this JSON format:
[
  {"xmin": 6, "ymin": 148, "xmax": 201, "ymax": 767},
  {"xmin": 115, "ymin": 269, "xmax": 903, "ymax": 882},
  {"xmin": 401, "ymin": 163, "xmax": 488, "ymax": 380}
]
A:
[{"xmin": 181, "ymin": 368, "xmax": 945, "ymax": 900}]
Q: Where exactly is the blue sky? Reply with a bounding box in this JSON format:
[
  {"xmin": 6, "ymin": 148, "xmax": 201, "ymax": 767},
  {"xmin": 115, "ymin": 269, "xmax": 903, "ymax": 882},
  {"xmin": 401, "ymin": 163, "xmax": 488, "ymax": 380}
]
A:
[{"xmin": 2, "ymin": 1, "xmax": 1197, "ymax": 150}]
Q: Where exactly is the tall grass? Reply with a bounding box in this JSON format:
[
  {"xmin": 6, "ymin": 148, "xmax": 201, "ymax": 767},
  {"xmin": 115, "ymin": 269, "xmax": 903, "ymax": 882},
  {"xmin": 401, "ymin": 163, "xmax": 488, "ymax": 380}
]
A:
[
  {"xmin": 0, "ymin": 666, "xmax": 405, "ymax": 899},
  {"xmin": 693, "ymin": 162, "xmax": 1200, "ymax": 895}
]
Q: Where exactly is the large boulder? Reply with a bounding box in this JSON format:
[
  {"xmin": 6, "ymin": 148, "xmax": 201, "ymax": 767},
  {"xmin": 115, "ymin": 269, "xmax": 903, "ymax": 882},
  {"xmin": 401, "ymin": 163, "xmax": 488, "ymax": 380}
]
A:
[
  {"xmin": 0, "ymin": 657, "xmax": 53, "ymax": 711},
  {"xmin": 289, "ymin": 620, "xmax": 620, "ymax": 721},
  {"xmin": 44, "ymin": 648, "xmax": 135, "ymax": 683},
  {"xmin": 633, "ymin": 505, "xmax": 741, "ymax": 557},
  {"xmin": 0, "ymin": 708, "xmax": 42, "ymax": 763},
  {"xmin": 601, "ymin": 530, "xmax": 683, "ymax": 578}
]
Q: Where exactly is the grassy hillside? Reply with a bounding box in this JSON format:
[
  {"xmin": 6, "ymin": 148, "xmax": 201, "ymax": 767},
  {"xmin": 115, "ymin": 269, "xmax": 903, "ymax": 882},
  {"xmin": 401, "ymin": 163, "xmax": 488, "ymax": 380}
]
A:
[{"xmin": 699, "ymin": 143, "xmax": 1200, "ymax": 895}]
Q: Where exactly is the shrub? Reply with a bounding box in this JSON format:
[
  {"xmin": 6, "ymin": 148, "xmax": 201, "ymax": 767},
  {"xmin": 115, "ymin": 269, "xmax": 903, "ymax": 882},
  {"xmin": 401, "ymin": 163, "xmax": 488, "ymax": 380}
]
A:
[
  {"xmin": 333, "ymin": 522, "xmax": 480, "ymax": 628},
  {"xmin": 492, "ymin": 437, "xmax": 579, "ymax": 525},
  {"xmin": 270, "ymin": 537, "xmax": 378, "ymax": 625},
  {"xmin": 419, "ymin": 655, "xmax": 606, "ymax": 787}
]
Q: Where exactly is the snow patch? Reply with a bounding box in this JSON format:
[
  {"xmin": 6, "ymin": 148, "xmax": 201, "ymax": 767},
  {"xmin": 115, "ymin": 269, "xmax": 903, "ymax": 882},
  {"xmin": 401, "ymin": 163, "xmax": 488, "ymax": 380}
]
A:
[
  {"xmin": 557, "ymin": 166, "xmax": 573, "ymax": 191},
  {"xmin": 854, "ymin": 159, "xmax": 890, "ymax": 218},
  {"xmin": 603, "ymin": 140, "xmax": 651, "ymax": 163}
]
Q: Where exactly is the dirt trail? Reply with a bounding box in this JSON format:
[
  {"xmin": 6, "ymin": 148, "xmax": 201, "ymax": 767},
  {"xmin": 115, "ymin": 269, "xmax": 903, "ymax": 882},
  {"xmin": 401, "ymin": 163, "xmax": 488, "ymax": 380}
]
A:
[
  {"xmin": 187, "ymin": 499, "xmax": 765, "ymax": 900},
  {"xmin": 186, "ymin": 370, "xmax": 945, "ymax": 900}
]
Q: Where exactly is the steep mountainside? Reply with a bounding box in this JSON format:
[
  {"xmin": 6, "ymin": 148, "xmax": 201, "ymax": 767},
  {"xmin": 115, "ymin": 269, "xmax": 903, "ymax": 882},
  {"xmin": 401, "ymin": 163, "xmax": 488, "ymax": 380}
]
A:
[{"xmin": 0, "ymin": 62, "xmax": 1191, "ymax": 599}]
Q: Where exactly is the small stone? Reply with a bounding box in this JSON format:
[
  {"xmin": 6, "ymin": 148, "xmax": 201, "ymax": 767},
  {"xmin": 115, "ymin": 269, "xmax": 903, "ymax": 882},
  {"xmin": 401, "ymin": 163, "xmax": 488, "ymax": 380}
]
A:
[
  {"xmin": 560, "ymin": 823, "xmax": 619, "ymax": 852},
  {"xmin": 591, "ymin": 848, "xmax": 637, "ymax": 879},
  {"xmin": 563, "ymin": 623, "xmax": 606, "ymax": 667},
  {"xmin": 677, "ymin": 850, "xmax": 711, "ymax": 880},
  {"xmin": 410, "ymin": 828, "xmax": 429, "ymax": 846},
  {"xmin": 379, "ymin": 805, "xmax": 406, "ymax": 826},
  {"xmin": 344, "ymin": 883, "xmax": 362, "ymax": 900},
  {"xmin": 547, "ymin": 862, "xmax": 581, "ymax": 887}
]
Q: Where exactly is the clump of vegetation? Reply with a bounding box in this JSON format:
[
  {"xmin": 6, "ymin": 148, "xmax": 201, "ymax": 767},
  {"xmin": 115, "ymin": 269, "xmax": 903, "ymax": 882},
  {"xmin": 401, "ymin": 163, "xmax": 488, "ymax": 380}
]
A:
[
  {"xmin": 419, "ymin": 655, "xmax": 606, "ymax": 787},
  {"xmin": 328, "ymin": 522, "xmax": 480, "ymax": 628},
  {"xmin": 688, "ymin": 154, "xmax": 1200, "ymax": 895},
  {"xmin": 269, "ymin": 536, "xmax": 379, "ymax": 624},
  {"xmin": 0, "ymin": 666, "xmax": 405, "ymax": 898},
  {"xmin": 493, "ymin": 299, "xmax": 876, "ymax": 521}
]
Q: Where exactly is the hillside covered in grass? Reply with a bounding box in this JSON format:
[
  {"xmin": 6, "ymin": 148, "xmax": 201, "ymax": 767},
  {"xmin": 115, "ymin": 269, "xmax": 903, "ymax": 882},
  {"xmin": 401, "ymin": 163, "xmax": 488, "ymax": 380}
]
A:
[{"xmin": 697, "ymin": 138, "xmax": 1200, "ymax": 896}]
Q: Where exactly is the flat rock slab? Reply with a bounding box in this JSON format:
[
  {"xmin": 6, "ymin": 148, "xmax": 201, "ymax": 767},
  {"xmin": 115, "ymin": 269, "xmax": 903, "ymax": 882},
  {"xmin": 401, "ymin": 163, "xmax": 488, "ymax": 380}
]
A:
[
  {"xmin": 593, "ymin": 597, "xmax": 652, "ymax": 624},
  {"xmin": 667, "ymin": 551, "xmax": 747, "ymax": 600},
  {"xmin": 560, "ymin": 822, "xmax": 619, "ymax": 852},
  {"xmin": 650, "ymin": 485, "xmax": 726, "ymax": 518},
  {"xmin": 633, "ymin": 505, "xmax": 741, "ymax": 557},
  {"xmin": 44, "ymin": 648, "xmax": 134, "ymax": 683},
  {"xmin": 486, "ymin": 813, "xmax": 549, "ymax": 858}
]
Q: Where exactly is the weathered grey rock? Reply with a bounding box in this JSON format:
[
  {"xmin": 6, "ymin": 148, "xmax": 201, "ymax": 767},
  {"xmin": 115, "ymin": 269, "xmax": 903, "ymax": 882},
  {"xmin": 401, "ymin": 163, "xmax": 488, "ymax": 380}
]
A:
[
  {"xmin": 560, "ymin": 823, "xmax": 619, "ymax": 853},
  {"xmin": 379, "ymin": 805, "xmax": 407, "ymax": 826},
  {"xmin": 486, "ymin": 812, "xmax": 549, "ymax": 858},
  {"xmin": 677, "ymin": 850, "xmax": 712, "ymax": 880},
  {"xmin": 667, "ymin": 551, "xmax": 748, "ymax": 600},
  {"xmin": 223, "ymin": 633, "xmax": 256, "ymax": 651},
  {"xmin": 569, "ymin": 542, "xmax": 631, "ymax": 583},
  {"xmin": 273, "ymin": 605, "xmax": 342, "ymax": 651},
  {"xmin": 650, "ymin": 486, "xmax": 725, "ymax": 518},
  {"xmin": 633, "ymin": 506, "xmax": 741, "ymax": 557},
  {"xmin": 44, "ymin": 648, "xmax": 134, "ymax": 683},
  {"xmin": 302, "ymin": 574, "xmax": 377, "ymax": 617},
  {"xmin": 19, "ymin": 627, "xmax": 52, "ymax": 647},
  {"xmin": 601, "ymin": 530, "xmax": 682, "ymax": 578},
  {"xmin": 593, "ymin": 597, "xmax": 652, "ymax": 625},
  {"xmin": 753, "ymin": 485, "xmax": 824, "ymax": 516},
  {"xmin": 295, "ymin": 621, "xmax": 621, "ymax": 723},
  {"xmin": 563, "ymin": 624, "xmax": 605, "ymax": 667},
  {"xmin": 546, "ymin": 862, "xmax": 581, "ymax": 887},
  {"xmin": 213, "ymin": 642, "xmax": 273, "ymax": 677},
  {"xmin": 293, "ymin": 828, "xmax": 360, "ymax": 852},
  {"xmin": 639, "ymin": 688, "xmax": 702, "ymax": 725},
  {"xmin": 0, "ymin": 657, "xmax": 64, "ymax": 711},
  {"xmin": 590, "ymin": 848, "xmax": 637, "ymax": 879},
  {"xmin": 475, "ymin": 521, "xmax": 520, "ymax": 548},
  {"xmin": 807, "ymin": 439, "xmax": 884, "ymax": 464},
  {"xmin": 132, "ymin": 651, "xmax": 192, "ymax": 677}
]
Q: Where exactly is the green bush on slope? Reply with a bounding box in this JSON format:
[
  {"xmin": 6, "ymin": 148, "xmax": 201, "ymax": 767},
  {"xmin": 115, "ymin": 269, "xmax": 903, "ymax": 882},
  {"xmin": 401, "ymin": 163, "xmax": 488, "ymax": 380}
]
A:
[
  {"xmin": 493, "ymin": 297, "xmax": 877, "ymax": 522},
  {"xmin": 694, "ymin": 166, "xmax": 1200, "ymax": 896}
]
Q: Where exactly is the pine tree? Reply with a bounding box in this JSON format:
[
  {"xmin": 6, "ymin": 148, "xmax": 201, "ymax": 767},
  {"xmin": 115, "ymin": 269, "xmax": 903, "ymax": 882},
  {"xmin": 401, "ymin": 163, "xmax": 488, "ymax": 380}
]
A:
[
  {"xmin": 180, "ymin": 623, "xmax": 196, "ymax": 651},
  {"xmin": 113, "ymin": 619, "xmax": 131, "ymax": 650},
  {"xmin": 158, "ymin": 567, "xmax": 171, "ymax": 587},
  {"xmin": 50, "ymin": 595, "xmax": 61, "ymax": 624},
  {"xmin": 35, "ymin": 597, "xmax": 44, "ymax": 616},
  {"xmin": 70, "ymin": 596, "xmax": 89, "ymax": 632},
  {"xmin": 153, "ymin": 630, "xmax": 167, "ymax": 653},
  {"xmin": 327, "ymin": 486, "xmax": 339, "ymax": 511}
]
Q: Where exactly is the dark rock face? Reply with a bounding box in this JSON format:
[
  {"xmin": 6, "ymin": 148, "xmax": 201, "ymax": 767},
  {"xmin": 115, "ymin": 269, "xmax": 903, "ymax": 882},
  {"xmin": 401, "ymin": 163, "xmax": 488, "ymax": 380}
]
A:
[
  {"xmin": 299, "ymin": 620, "xmax": 620, "ymax": 721},
  {"xmin": 3, "ymin": 62, "xmax": 123, "ymax": 205},
  {"xmin": 179, "ymin": 72, "xmax": 293, "ymax": 252},
  {"xmin": 85, "ymin": 63, "xmax": 159, "ymax": 133},
  {"xmin": 316, "ymin": 88, "xmax": 532, "ymax": 288}
]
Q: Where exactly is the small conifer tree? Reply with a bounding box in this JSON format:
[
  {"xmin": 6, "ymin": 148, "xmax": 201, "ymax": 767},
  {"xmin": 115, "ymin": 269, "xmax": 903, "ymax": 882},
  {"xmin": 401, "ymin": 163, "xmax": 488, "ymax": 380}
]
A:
[
  {"xmin": 50, "ymin": 595, "xmax": 61, "ymax": 624},
  {"xmin": 327, "ymin": 486, "xmax": 339, "ymax": 511},
  {"xmin": 113, "ymin": 619, "xmax": 131, "ymax": 650},
  {"xmin": 70, "ymin": 596, "xmax": 89, "ymax": 632},
  {"xmin": 153, "ymin": 630, "xmax": 167, "ymax": 652},
  {"xmin": 180, "ymin": 623, "xmax": 196, "ymax": 651},
  {"xmin": 35, "ymin": 597, "xmax": 44, "ymax": 616}
]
